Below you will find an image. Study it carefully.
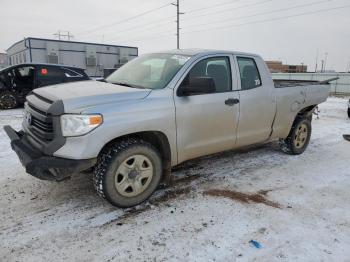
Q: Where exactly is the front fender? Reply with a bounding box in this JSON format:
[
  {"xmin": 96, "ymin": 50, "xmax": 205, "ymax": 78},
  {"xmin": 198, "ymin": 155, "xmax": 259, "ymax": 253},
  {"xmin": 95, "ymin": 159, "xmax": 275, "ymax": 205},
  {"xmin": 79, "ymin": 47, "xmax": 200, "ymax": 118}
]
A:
[{"xmin": 53, "ymin": 88, "xmax": 178, "ymax": 165}]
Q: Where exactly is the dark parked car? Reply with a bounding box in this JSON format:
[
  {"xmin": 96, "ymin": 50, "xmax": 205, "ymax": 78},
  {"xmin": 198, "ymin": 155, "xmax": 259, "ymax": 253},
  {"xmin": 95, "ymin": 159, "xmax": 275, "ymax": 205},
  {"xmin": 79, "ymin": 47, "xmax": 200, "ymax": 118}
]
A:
[{"xmin": 0, "ymin": 63, "xmax": 89, "ymax": 109}]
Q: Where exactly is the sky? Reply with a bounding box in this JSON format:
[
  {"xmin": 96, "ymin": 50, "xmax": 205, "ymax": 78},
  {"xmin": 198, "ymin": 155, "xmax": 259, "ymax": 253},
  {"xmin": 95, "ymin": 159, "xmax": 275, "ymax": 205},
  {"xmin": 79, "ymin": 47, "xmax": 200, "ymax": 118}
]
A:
[{"xmin": 1, "ymin": 0, "xmax": 350, "ymax": 72}]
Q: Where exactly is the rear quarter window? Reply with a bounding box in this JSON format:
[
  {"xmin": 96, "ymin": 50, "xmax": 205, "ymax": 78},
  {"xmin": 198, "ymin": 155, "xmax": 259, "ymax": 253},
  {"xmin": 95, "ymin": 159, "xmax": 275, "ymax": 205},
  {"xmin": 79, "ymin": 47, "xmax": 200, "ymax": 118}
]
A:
[
  {"xmin": 63, "ymin": 68, "xmax": 84, "ymax": 77},
  {"xmin": 63, "ymin": 68, "xmax": 89, "ymax": 82}
]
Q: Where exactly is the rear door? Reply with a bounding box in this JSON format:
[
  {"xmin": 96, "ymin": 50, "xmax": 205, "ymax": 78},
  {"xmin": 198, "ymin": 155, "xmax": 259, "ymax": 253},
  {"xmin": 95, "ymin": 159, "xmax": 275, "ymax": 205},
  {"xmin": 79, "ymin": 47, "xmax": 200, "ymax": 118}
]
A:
[
  {"xmin": 174, "ymin": 55, "xmax": 240, "ymax": 163},
  {"xmin": 36, "ymin": 66, "xmax": 64, "ymax": 88},
  {"xmin": 235, "ymin": 56, "xmax": 276, "ymax": 146}
]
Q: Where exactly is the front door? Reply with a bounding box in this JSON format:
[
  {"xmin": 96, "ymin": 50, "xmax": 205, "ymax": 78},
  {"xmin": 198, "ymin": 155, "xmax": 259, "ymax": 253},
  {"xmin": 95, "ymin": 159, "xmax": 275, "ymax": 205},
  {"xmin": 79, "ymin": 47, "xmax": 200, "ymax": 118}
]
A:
[
  {"xmin": 174, "ymin": 56, "xmax": 240, "ymax": 163},
  {"xmin": 11, "ymin": 66, "xmax": 35, "ymax": 102}
]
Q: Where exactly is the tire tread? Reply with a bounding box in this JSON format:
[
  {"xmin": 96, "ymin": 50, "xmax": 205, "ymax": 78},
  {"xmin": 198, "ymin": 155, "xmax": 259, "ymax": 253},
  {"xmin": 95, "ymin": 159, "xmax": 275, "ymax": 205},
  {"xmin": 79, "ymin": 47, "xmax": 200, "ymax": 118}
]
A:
[
  {"xmin": 280, "ymin": 116, "xmax": 311, "ymax": 155},
  {"xmin": 93, "ymin": 138, "xmax": 161, "ymax": 206}
]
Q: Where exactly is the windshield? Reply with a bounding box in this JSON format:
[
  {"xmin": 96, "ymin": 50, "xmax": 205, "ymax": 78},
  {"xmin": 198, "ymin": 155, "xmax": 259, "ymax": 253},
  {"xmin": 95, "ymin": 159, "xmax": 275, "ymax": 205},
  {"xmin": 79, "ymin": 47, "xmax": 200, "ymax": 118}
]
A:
[{"xmin": 106, "ymin": 53, "xmax": 191, "ymax": 89}]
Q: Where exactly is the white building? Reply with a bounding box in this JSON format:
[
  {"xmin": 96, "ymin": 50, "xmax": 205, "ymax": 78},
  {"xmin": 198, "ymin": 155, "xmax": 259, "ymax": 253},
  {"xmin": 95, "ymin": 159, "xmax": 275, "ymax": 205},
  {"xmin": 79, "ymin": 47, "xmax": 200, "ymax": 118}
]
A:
[
  {"xmin": 6, "ymin": 37, "xmax": 138, "ymax": 77},
  {"xmin": 0, "ymin": 53, "xmax": 7, "ymax": 69}
]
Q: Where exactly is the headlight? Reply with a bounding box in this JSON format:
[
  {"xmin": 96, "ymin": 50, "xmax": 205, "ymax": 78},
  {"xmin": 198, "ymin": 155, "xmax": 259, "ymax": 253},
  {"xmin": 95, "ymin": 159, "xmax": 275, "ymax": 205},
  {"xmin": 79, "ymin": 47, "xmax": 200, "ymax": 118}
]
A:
[{"xmin": 60, "ymin": 114, "xmax": 103, "ymax": 137}]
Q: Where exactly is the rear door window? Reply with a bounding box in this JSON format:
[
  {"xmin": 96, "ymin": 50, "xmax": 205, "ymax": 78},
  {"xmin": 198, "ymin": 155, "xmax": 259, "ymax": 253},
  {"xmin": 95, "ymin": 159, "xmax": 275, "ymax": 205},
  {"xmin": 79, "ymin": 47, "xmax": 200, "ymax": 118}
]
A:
[
  {"xmin": 36, "ymin": 66, "xmax": 64, "ymax": 87},
  {"xmin": 237, "ymin": 57, "xmax": 262, "ymax": 90}
]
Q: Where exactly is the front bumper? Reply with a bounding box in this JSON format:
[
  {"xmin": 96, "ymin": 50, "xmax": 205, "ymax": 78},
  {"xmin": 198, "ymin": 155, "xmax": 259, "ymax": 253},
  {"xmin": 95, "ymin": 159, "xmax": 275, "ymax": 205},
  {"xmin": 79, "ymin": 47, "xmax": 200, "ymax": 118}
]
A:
[{"xmin": 4, "ymin": 125, "xmax": 97, "ymax": 181}]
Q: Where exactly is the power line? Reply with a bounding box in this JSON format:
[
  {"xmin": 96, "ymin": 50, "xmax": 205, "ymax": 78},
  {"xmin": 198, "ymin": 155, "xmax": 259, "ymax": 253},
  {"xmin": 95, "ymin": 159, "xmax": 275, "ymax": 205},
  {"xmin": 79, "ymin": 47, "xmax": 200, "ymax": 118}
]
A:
[
  {"xmin": 106, "ymin": 1, "xmax": 183, "ymax": 49},
  {"xmin": 76, "ymin": 2, "xmax": 172, "ymax": 36},
  {"xmin": 102, "ymin": 19, "xmax": 174, "ymax": 42},
  {"xmin": 185, "ymin": 0, "xmax": 243, "ymax": 14},
  {"xmin": 105, "ymin": 0, "xmax": 272, "ymax": 39},
  {"xmin": 106, "ymin": 22, "xmax": 175, "ymax": 43},
  {"xmin": 79, "ymin": 0, "xmax": 271, "ymax": 45},
  {"xmin": 182, "ymin": 4, "xmax": 350, "ymax": 34},
  {"xmin": 104, "ymin": 0, "xmax": 245, "ymax": 40},
  {"xmin": 183, "ymin": 0, "xmax": 274, "ymax": 22},
  {"xmin": 184, "ymin": 0, "xmax": 335, "ymax": 30},
  {"xmin": 83, "ymin": 0, "xmax": 262, "ymax": 40},
  {"xmin": 107, "ymin": 2, "xmax": 349, "ymax": 46},
  {"xmin": 80, "ymin": 0, "xmax": 257, "ymax": 43},
  {"xmin": 114, "ymin": 29, "xmax": 174, "ymax": 44},
  {"xmin": 103, "ymin": 16, "xmax": 175, "ymax": 38}
]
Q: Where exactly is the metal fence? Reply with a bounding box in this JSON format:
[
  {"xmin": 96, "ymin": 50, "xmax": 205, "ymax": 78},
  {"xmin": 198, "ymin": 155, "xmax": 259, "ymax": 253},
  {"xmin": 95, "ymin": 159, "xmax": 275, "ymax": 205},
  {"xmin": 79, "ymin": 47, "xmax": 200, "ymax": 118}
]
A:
[{"xmin": 272, "ymin": 73, "xmax": 350, "ymax": 95}]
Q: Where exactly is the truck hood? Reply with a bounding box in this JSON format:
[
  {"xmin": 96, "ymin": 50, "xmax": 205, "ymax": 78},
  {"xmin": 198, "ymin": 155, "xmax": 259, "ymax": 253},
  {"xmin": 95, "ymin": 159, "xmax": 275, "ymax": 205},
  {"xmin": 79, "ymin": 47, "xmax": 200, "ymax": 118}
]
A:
[{"xmin": 33, "ymin": 80, "xmax": 152, "ymax": 112}]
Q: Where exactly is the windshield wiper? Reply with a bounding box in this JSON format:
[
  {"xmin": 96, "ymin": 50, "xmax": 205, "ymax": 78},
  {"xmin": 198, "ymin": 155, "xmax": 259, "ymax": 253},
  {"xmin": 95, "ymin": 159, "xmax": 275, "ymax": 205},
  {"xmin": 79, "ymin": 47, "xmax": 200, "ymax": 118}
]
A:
[{"xmin": 111, "ymin": 82, "xmax": 145, "ymax": 89}]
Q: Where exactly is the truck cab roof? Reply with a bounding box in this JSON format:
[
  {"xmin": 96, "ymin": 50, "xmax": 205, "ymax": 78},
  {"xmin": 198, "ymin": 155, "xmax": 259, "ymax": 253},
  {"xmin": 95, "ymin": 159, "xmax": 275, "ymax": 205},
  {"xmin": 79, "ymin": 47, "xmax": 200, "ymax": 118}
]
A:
[{"xmin": 156, "ymin": 48, "xmax": 261, "ymax": 58}]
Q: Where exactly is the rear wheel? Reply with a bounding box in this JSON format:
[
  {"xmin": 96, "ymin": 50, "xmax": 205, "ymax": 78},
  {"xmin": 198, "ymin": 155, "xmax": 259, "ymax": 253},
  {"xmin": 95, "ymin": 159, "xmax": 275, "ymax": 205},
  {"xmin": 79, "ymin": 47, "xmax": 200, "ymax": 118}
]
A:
[
  {"xmin": 93, "ymin": 138, "xmax": 162, "ymax": 207},
  {"xmin": 280, "ymin": 117, "xmax": 312, "ymax": 155},
  {"xmin": 0, "ymin": 91, "xmax": 18, "ymax": 109}
]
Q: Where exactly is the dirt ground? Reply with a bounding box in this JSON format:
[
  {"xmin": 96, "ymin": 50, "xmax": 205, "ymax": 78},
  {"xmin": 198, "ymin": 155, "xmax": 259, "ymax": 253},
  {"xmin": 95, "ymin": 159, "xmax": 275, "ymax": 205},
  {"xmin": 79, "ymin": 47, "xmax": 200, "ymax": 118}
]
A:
[{"xmin": 1, "ymin": 97, "xmax": 350, "ymax": 262}]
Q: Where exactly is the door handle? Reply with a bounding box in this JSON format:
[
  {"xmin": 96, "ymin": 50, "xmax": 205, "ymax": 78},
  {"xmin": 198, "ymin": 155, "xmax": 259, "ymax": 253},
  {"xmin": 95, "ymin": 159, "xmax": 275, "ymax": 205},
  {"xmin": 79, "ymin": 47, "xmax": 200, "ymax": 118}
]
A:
[{"xmin": 225, "ymin": 98, "xmax": 240, "ymax": 106}]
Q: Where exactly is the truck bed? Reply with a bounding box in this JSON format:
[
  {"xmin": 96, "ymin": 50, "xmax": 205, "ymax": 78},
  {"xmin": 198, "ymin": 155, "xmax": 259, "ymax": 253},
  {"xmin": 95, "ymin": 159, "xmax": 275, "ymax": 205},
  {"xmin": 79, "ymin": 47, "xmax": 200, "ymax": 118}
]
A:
[
  {"xmin": 274, "ymin": 79, "xmax": 318, "ymax": 88},
  {"xmin": 274, "ymin": 77, "xmax": 338, "ymax": 88},
  {"xmin": 272, "ymin": 80, "xmax": 331, "ymax": 140}
]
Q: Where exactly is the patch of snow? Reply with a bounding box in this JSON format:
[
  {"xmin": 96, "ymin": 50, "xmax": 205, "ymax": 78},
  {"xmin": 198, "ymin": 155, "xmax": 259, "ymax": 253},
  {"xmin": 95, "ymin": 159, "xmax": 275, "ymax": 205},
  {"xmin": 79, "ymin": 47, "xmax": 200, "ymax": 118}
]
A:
[{"xmin": 0, "ymin": 97, "xmax": 350, "ymax": 262}]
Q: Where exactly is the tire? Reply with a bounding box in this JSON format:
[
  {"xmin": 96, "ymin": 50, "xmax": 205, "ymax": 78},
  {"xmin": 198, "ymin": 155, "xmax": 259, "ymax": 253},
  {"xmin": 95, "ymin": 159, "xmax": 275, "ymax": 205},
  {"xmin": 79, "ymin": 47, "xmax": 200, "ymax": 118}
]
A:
[
  {"xmin": 93, "ymin": 138, "xmax": 162, "ymax": 208},
  {"xmin": 0, "ymin": 91, "xmax": 18, "ymax": 109},
  {"xmin": 280, "ymin": 117, "xmax": 312, "ymax": 155}
]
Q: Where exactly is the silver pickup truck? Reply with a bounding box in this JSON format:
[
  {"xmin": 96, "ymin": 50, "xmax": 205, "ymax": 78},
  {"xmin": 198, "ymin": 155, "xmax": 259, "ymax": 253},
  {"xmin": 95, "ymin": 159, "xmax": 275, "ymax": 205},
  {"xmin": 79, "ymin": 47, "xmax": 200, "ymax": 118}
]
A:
[{"xmin": 4, "ymin": 49, "xmax": 331, "ymax": 207}]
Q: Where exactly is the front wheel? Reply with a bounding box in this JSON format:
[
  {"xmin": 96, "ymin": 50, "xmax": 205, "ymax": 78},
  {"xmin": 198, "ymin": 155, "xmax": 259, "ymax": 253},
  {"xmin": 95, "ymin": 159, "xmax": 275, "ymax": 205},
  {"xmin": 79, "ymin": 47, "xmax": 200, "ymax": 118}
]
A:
[
  {"xmin": 93, "ymin": 138, "xmax": 162, "ymax": 208},
  {"xmin": 280, "ymin": 117, "xmax": 312, "ymax": 155},
  {"xmin": 0, "ymin": 91, "xmax": 18, "ymax": 109}
]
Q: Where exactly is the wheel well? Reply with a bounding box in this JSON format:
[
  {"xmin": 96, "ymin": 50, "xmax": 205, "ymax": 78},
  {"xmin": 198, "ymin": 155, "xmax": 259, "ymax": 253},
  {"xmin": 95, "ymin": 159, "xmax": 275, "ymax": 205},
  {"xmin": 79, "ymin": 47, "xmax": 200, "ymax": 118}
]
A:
[
  {"xmin": 296, "ymin": 105, "xmax": 317, "ymax": 121},
  {"xmin": 100, "ymin": 131, "xmax": 172, "ymax": 183}
]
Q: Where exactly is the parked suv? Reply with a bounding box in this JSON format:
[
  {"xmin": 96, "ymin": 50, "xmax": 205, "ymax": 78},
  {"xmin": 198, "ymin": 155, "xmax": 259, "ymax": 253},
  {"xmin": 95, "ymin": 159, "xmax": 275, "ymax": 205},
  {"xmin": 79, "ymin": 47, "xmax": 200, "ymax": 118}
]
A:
[{"xmin": 0, "ymin": 63, "xmax": 89, "ymax": 109}]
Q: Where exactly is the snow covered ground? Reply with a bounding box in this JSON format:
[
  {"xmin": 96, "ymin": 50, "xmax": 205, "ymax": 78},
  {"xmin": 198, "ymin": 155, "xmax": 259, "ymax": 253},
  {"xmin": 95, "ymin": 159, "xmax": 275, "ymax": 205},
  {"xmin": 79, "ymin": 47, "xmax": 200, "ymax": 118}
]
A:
[{"xmin": 0, "ymin": 97, "xmax": 350, "ymax": 262}]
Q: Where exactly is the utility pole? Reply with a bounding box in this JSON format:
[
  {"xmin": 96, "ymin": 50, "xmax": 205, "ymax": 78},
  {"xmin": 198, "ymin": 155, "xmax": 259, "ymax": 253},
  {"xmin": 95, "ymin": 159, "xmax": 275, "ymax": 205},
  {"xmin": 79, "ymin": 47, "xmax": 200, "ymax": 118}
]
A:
[
  {"xmin": 54, "ymin": 30, "xmax": 61, "ymax": 40},
  {"xmin": 67, "ymin": 31, "xmax": 74, "ymax": 41},
  {"xmin": 324, "ymin": 52, "xmax": 328, "ymax": 72},
  {"xmin": 172, "ymin": 0, "xmax": 184, "ymax": 49},
  {"xmin": 321, "ymin": 60, "xmax": 324, "ymax": 73},
  {"xmin": 53, "ymin": 30, "xmax": 74, "ymax": 41}
]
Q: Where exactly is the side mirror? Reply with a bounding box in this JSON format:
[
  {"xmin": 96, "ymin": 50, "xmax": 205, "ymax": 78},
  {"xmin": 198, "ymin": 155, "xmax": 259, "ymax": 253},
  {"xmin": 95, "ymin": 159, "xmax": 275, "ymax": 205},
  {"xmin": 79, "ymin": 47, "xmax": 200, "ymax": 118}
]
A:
[{"xmin": 178, "ymin": 77, "xmax": 216, "ymax": 96}]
